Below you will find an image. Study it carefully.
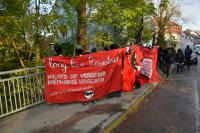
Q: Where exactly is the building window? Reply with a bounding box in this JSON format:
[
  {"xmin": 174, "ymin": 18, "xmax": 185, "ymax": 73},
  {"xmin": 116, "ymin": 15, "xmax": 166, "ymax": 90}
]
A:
[{"xmin": 61, "ymin": 32, "xmax": 67, "ymax": 38}]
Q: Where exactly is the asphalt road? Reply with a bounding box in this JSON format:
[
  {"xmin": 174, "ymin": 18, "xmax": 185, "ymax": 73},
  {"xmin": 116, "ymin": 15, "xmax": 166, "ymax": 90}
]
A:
[{"xmin": 111, "ymin": 56, "xmax": 200, "ymax": 133}]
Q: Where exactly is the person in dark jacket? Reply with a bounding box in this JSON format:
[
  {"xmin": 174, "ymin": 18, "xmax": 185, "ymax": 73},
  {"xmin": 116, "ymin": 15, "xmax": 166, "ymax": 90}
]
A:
[
  {"xmin": 185, "ymin": 45, "xmax": 192, "ymax": 70},
  {"xmin": 91, "ymin": 47, "xmax": 97, "ymax": 53},
  {"xmin": 170, "ymin": 47, "xmax": 176, "ymax": 64},
  {"xmin": 176, "ymin": 49, "xmax": 185, "ymax": 75},
  {"xmin": 110, "ymin": 44, "xmax": 119, "ymax": 50},
  {"xmin": 104, "ymin": 47, "xmax": 109, "ymax": 51},
  {"xmin": 158, "ymin": 47, "xmax": 164, "ymax": 69},
  {"xmin": 75, "ymin": 45, "xmax": 83, "ymax": 56},
  {"xmin": 162, "ymin": 48, "xmax": 171, "ymax": 77},
  {"xmin": 53, "ymin": 44, "xmax": 63, "ymax": 56}
]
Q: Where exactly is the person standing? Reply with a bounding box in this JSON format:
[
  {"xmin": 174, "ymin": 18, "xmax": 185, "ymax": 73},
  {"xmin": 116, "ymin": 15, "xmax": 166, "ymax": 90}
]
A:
[
  {"xmin": 163, "ymin": 48, "xmax": 171, "ymax": 77},
  {"xmin": 91, "ymin": 47, "xmax": 97, "ymax": 53},
  {"xmin": 184, "ymin": 45, "xmax": 192, "ymax": 70},
  {"xmin": 176, "ymin": 49, "xmax": 185, "ymax": 75},
  {"xmin": 158, "ymin": 47, "xmax": 164, "ymax": 69},
  {"xmin": 170, "ymin": 47, "xmax": 176, "ymax": 64},
  {"xmin": 75, "ymin": 45, "xmax": 83, "ymax": 56},
  {"xmin": 53, "ymin": 44, "xmax": 63, "ymax": 56}
]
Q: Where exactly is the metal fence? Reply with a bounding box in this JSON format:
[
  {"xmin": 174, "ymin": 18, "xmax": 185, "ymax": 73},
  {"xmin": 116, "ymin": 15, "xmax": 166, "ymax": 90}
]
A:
[{"xmin": 0, "ymin": 66, "xmax": 45, "ymax": 118}]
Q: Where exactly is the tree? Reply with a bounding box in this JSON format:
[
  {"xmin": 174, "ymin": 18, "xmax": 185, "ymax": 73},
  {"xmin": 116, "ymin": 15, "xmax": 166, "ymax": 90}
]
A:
[
  {"xmin": 154, "ymin": 0, "xmax": 181, "ymax": 47},
  {"xmin": 90, "ymin": 0, "xmax": 155, "ymax": 47},
  {"xmin": 0, "ymin": 0, "xmax": 56, "ymax": 70},
  {"xmin": 52, "ymin": 0, "xmax": 155, "ymax": 51},
  {"xmin": 0, "ymin": 0, "xmax": 29, "ymax": 69},
  {"xmin": 50, "ymin": 0, "xmax": 88, "ymax": 52},
  {"xmin": 76, "ymin": 0, "xmax": 87, "ymax": 52},
  {"xmin": 0, "ymin": 0, "xmax": 157, "ymax": 71},
  {"xmin": 30, "ymin": 0, "xmax": 57, "ymax": 66}
]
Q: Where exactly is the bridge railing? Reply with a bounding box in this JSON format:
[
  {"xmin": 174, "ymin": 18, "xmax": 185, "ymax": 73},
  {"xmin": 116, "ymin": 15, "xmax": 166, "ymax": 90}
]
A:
[{"xmin": 0, "ymin": 66, "xmax": 45, "ymax": 118}]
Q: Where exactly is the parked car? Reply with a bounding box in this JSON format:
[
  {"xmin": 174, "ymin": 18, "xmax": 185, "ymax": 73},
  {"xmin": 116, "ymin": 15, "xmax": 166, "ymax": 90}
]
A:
[
  {"xmin": 190, "ymin": 52, "xmax": 198, "ymax": 64},
  {"xmin": 181, "ymin": 47, "xmax": 198, "ymax": 65},
  {"xmin": 196, "ymin": 50, "xmax": 200, "ymax": 55},
  {"xmin": 195, "ymin": 47, "xmax": 198, "ymax": 53},
  {"xmin": 195, "ymin": 45, "xmax": 200, "ymax": 55}
]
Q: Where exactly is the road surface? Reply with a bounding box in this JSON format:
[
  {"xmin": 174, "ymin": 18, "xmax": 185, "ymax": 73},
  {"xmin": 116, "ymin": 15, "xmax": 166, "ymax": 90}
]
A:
[{"xmin": 111, "ymin": 57, "xmax": 200, "ymax": 133}]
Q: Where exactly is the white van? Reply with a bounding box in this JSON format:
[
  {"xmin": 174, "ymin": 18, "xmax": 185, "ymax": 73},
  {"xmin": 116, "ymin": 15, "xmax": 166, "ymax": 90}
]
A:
[{"xmin": 195, "ymin": 45, "xmax": 200, "ymax": 55}]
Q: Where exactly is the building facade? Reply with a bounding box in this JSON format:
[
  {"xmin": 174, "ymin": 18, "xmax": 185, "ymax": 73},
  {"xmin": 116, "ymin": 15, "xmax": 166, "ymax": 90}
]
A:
[
  {"xmin": 165, "ymin": 21, "xmax": 182, "ymax": 50},
  {"xmin": 181, "ymin": 30, "xmax": 200, "ymax": 50},
  {"xmin": 191, "ymin": 31, "xmax": 200, "ymax": 46},
  {"xmin": 181, "ymin": 31, "xmax": 194, "ymax": 49},
  {"xmin": 152, "ymin": 18, "xmax": 182, "ymax": 50}
]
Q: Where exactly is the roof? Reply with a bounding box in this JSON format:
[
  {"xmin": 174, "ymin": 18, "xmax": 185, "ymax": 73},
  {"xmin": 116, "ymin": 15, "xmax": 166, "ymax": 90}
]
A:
[
  {"xmin": 183, "ymin": 30, "xmax": 200, "ymax": 39},
  {"xmin": 152, "ymin": 17, "xmax": 182, "ymax": 34}
]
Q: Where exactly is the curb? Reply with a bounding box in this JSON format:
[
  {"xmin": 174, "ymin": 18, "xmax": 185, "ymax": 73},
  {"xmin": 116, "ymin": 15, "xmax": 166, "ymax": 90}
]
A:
[{"xmin": 103, "ymin": 82, "xmax": 159, "ymax": 133}]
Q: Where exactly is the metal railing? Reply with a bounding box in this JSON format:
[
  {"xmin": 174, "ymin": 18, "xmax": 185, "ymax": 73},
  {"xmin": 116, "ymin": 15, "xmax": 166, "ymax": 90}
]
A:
[{"xmin": 0, "ymin": 66, "xmax": 45, "ymax": 118}]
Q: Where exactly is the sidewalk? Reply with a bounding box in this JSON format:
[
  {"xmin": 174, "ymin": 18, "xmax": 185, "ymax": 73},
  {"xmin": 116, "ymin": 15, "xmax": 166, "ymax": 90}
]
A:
[{"xmin": 0, "ymin": 83, "xmax": 157, "ymax": 133}]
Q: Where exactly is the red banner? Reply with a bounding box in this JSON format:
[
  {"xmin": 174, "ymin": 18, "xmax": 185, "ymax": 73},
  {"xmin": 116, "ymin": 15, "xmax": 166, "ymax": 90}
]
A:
[
  {"xmin": 138, "ymin": 46, "xmax": 160, "ymax": 85},
  {"xmin": 44, "ymin": 50, "xmax": 122, "ymax": 103},
  {"xmin": 122, "ymin": 45, "xmax": 143, "ymax": 91}
]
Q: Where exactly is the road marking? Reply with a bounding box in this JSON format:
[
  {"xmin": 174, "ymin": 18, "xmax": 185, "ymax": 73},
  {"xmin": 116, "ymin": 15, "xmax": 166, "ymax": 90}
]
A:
[
  {"xmin": 165, "ymin": 77, "xmax": 200, "ymax": 81},
  {"xmin": 103, "ymin": 83, "xmax": 158, "ymax": 133},
  {"xmin": 194, "ymin": 80, "xmax": 200, "ymax": 133}
]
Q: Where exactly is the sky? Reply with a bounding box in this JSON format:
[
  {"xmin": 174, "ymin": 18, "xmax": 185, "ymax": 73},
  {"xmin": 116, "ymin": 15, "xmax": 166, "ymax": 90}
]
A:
[
  {"xmin": 30, "ymin": 0, "xmax": 55, "ymax": 14},
  {"xmin": 181, "ymin": 0, "xmax": 200, "ymax": 31},
  {"xmin": 153, "ymin": 0, "xmax": 200, "ymax": 31}
]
